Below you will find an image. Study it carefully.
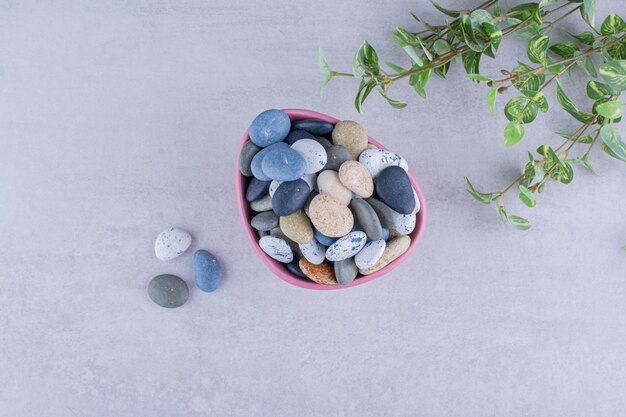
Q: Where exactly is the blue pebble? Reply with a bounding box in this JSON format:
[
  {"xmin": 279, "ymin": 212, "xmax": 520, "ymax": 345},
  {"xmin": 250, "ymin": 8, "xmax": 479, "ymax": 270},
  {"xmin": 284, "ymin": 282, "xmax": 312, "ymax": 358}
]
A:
[
  {"xmin": 246, "ymin": 178, "xmax": 271, "ymax": 202},
  {"xmin": 261, "ymin": 147, "xmax": 307, "ymax": 181},
  {"xmin": 375, "ymin": 166, "xmax": 416, "ymax": 215},
  {"xmin": 249, "ymin": 109, "xmax": 291, "ymax": 147},
  {"xmin": 286, "ymin": 261, "xmax": 307, "ymax": 278},
  {"xmin": 314, "ymin": 228, "xmax": 338, "ymax": 247},
  {"xmin": 285, "ymin": 129, "xmax": 315, "ymax": 145},
  {"xmin": 250, "ymin": 142, "xmax": 290, "ymax": 181},
  {"xmin": 381, "ymin": 227, "xmax": 390, "ymax": 241},
  {"xmin": 272, "ymin": 179, "xmax": 311, "ymax": 216},
  {"xmin": 293, "ymin": 119, "xmax": 334, "ymax": 136},
  {"xmin": 194, "ymin": 249, "xmax": 222, "ymax": 292}
]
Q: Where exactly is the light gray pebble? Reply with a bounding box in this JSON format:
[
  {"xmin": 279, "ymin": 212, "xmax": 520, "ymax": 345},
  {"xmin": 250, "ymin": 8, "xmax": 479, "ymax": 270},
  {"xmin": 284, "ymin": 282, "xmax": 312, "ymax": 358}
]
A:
[{"xmin": 251, "ymin": 211, "xmax": 278, "ymax": 231}]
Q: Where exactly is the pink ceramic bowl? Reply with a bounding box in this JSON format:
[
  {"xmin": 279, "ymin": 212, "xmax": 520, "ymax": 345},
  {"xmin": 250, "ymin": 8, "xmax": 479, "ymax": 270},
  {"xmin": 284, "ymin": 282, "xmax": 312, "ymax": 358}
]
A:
[{"xmin": 236, "ymin": 109, "xmax": 427, "ymax": 290}]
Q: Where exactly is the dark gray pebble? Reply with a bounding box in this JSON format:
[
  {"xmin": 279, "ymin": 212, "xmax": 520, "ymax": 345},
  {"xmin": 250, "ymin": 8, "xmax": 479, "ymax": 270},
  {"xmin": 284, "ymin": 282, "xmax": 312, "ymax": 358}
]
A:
[
  {"xmin": 286, "ymin": 261, "xmax": 307, "ymax": 278},
  {"xmin": 246, "ymin": 178, "xmax": 271, "ymax": 202},
  {"xmin": 324, "ymin": 145, "xmax": 353, "ymax": 171},
  {"xmin": 293, "ymin": 119, "xmax": 334, "ymax": 136},
  {"xmin": 272, "ymin": 179, "xmax": 310, "ymax": 216},
  {"xmin": 285, "ymin": 129, "xmax": 315, "ymax": 145},
  {"xmin": 315, "ymin": 136, "xmax": 333, "ymax": 150},
  {"xmin": 148, "ymin": 274, "xmax": 189, "ymax": 308},
  {"xmin": 335, "ymin": 257, "xmax": 358, "ymax": 285},
  {"xmin": 350, "ymin": 198, "xmax": 382, "ymax": 241},
  {"xmin": 239, "ymin": 140, "xmax": 261, "ymax": 177},
  {"xmin": 375, "ymin": 166, "xmax": 416, "ymax": 214}
]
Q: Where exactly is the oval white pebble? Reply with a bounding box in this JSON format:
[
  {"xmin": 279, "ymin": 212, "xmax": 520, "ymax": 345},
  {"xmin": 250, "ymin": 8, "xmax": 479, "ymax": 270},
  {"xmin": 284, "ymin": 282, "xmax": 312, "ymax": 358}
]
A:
[
  {"xmin": 259, "ymin": 236, "xmax": 293, "ymax": 263},
  {"xmin": 395, "ymin": 212, "xmax": 416, "ymax": 235},
  {"xmin": 269, "ymin": 180, "xmax": 282, "ymax": 198},
  {"xmin": 299, "ymin": 240, "xmax": 326, "ymax": 265},
  {"xmin": 358, "ymin": 148, "xmax": 408, "ymax": 178},
  {"xmin": 291, "ymin": 139, "xmax": 328, "ymax": 174},
  {"xmin": 355, "ymin": 239, "xmax": 386, "ymax": 269},
  {"xmin": 155, "ymin": 227, "xmax": 192, "ymax": 261},
  {"xmin": 325, "ymin": 231, "xmax": 367, "ymax": 262}
]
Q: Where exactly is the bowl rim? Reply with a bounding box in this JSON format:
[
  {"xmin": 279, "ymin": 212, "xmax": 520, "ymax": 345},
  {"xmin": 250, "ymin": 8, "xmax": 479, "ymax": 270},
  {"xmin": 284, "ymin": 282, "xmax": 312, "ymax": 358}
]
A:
[{"xmin": 236, "ymin": 108, "xmax": 427, "ymax": 290}]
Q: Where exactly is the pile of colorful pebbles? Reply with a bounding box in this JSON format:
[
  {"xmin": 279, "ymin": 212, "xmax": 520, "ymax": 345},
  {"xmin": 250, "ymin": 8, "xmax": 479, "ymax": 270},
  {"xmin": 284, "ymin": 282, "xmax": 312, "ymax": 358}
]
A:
[{"xmin": 239, "ymin": 109, "xmax": 420, "ymax": 286}]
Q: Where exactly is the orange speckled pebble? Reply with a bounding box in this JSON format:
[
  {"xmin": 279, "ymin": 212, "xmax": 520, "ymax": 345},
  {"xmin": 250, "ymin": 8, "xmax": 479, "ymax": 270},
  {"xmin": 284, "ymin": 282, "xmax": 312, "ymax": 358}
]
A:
[{"xmin": 299, "ymin": 258, "xmax": 337, "ymax": 286}]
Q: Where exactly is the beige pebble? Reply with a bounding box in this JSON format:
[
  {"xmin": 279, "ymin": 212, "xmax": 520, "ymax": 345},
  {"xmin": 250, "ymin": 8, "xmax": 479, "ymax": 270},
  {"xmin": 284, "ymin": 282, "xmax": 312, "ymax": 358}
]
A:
[
  {"xmin": 279, "ymin": 210, "xmax": 314, "ymax": 244},
  {"xmin": 332, "ymin": 120, "xmax": 368, "ymax": 159},
  {"xmin": 299, "ymin": 258, "xmax": 337, "ymax": 286},
  {"xmin": 308, "ymin": 194, "xmax": 354, "ymax": 237},
  {"xmin": 338, "ymin": 161, "xmax": 374, "ymax": 198},
  {"xmin": 359, "ymin": 236, "xmax": 411, "ymax": 275},
  {"xmin": 317, "ymin": 170, "xmax": 352, "ymax": 205}
]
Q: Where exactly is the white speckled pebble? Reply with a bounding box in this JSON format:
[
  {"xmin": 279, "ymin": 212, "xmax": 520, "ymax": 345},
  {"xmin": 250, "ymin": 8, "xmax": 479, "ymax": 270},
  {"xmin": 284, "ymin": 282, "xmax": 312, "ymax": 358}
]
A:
[
  {"xmin": 291, "ymin": 139, "xmax": 327, "ymax": 174},
  {"xmin": 299, "ymin": 240, "xmax": 326, "ymax": 265},
  {"xmin": 154, "ymin": 227, "xmax": 192, "ymax": 261},
  {"xmin": 395, "ymin": 212, "xmax": 417, "ymax": 235},
  {"xmin": 269, "ymin": 180, "xmax": 282, "ymax": 198},
  {"xmin": 355, "ymin": 239, "xmax": 386, "ymax": 269},
  {"xmin": 259, "ymin": 236, "xmax": 293, "ymax": 263},
  {"xmin": 325, "ymin": 231, "xmax": 367, "ymax": 262},
  {"xmin": 358, "ymin": 148, "xmax": 408, "ymax": 178}
]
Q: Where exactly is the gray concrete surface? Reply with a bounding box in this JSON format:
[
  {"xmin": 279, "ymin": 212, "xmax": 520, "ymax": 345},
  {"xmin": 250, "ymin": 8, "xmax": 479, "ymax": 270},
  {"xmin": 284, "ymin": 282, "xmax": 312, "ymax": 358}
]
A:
[{"xmin": 1, "ymin": 1, "xmax": 625, "ymax": 416}]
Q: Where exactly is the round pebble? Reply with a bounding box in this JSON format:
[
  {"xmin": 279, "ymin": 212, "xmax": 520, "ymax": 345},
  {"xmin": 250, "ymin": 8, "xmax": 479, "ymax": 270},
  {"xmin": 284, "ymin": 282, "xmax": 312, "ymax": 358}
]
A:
[
  {"xmin": 250, "ymin": 194, "xmax": 272, "ymax": 212},
  {"xmin": 272, "ymin": 179, "xmax": 310, "ymax": 216},
  {"xmin": 286, "ymin": 261, "xmax": 307, "ymax": 278},
  {"xmin": 349, "ymin": 198, "xmax": 382, "ymax": 241},
  {"xmin": 285, "ymin": 129, "xmax": 315, "ymax": 145},
  {"xmin": 359, "ymin": 236, "xmax": 411, "ymax": 275},
  {"xmin": 375, "ymin": 166, "xmax": 416, "ymax": 215},
  {"xmin": 358, "ymin": 148, "xmax": 408, "ymax": 178},
  {"xmin": 324, "ymin": 144, "xmax": 353, "ymax": 171},
  {"xmin": 246, "ymin": 178, "xmax": 271, "ymax": 202},
  {"xmin": 354, "ymin": 239, "xmax": 386, "ymax": 270},
  {"xmin": 291, "ymin": 139, "xmax": 327, "ymax": 174},
  {"xmin": 155, "ymin": 227, "xmax": 192, "ymax": 261},
  {"xmin": 317, "ymin": 170, "xmax": 352, "ymax": 205},
  {"xmin": 325, "ymin": 231, "xmax": 367, "ymax": 261},
  {"xmin": 148, "ymin": 274, "xmax": 189, "ymax": 308},
  {"xmin": 331, "ymin": 120, "xmax": 368, "ymax": 159},
  {"xmin": 259, "ymin": 235, "xmax": 293, "ymax": 263},
  {"xmin": 249, "ymin": 109, "xmax": 291, "ymax": 147},
  {"xmin": 293, "ymin": 118, "xmax": 334, "ymax": 136},
  {"xmin": 334, "ymin": 257, "xmax": 358, "ymax": 285},
  {"xmin": 194, "ymin": 249, "xmax": 222, "ymax": 292},
  {"xmin": 250, "ymin": 211, "xmax": 279, "ymax": 231},
  {"xmin": 279, "ymin": 209, "xmax": 314, "ymax": 244},
  {"xmin": 250, "ymin": 142, "xmax": 290, "ymax": 181},
  {"xmin": 261, "ymin": 147, "xmax": 307, "ymax": 181},
  {"xmin": 338, "ymin": 161, "xmax": 374, "ymax": 198},
  {"xmin": 308, "ymin": 194, "xmax": 354, "ymax": 238},
  {"xmin": 239, "ymin": 140, "xmax": 261, "ymax": 176},
  {"xmin": 299, "ymin": 239, "xmax": 326, "ymax": 265},
  {"xmin": 299, "ymin": 258, "xmax": 337, "ymax": 286}
]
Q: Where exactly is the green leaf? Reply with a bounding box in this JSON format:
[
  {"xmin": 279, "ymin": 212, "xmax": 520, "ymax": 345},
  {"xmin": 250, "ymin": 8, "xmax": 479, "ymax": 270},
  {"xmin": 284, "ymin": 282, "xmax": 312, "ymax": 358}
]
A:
[
  {"xmin": 354, "ymin": 80, "xmax": 376, "ymax": 114},
  {"xmin": 607, "ymin": 38, "xmax": 626, "ymax": 60},
  {"xmin": 385, "ymin": 61, "xmax": 406, "ymax": 73},
  {"xmin": 504, "ymin": 96, "xmax": 539, "ymax": 124},
  {"xmin": 556, "ymin": 82, "xmax": 594, "ymax": 122},
  {"xmin": 600, "ymin": 13, "xmax": 626, "ymax": 35},
  {"xmin": 508, "ymin": 213, "xmax": 532, "ymax": 230},
  {"xmin": 569, "ymin": 157, "xmax": 597, "ymax": 174},
  {"xmin": 602, "ymin": 142, "xmax": 626, "ymax": 162},
  {"xmin": 575, "ymin": 54, "xmax": 597, "ymax": 77},
  {"xmin": 581, "ymin": 0, "xmax": 596, "ymax": 27},
  {"xmin": 481, "ymin": 22, "xmax": 502, "ymax": 52},
  {"xmin": 487, "ymin": 88, "xmax": 497, "ymax": 116},
  {"xmin": 512, "ymin": 62, "xmax": 545, "ymax": 92},
  {"xmin": 600, "ymin": 124, "xmax": 626, "ymax": 159},
  {"xmin": 395, "ymin": 27, "xmax": 420, "ymax": 46},
  {"xmin": 599, "ymin": 60, "xmax": 626, "ymax": 91},
  {"xmin": 570, "ymin": 31, "xmax": 596, "ymax": 45},
  {"xmin": 359, "ymin": 41, "xmax": 380, "ymax": 75},
  {"xmin": 556, "ymin": 132, "xmax": 593, "ymax": 144},
  {"xmin": 434, "ymin": 61, "xmax": 450, "ymax": 79},
  {"xmin": 595, "ymin": 101, "xmax": 624, "ymax": 119},
  {"xmin": 431, "ymin": 1, "xmax": 460, "ymax": 18},
  {"xmin": 433, "ymin": 39, "xmax": 451, "ymax": 55},
  {"xmin": 352, "ymin": 51, "xmax": 366, "ymax": 78},
  {"xmin": 460, "ymin": 15, "xmax": 484, "ymax": 52},
  {"xmin": 527, "ymin": 35, "xmax": 549, "ymax": 64},
  {"xmin": 537, "ymin": 144, "xmax": 566, "ymax": 168},
  {"xmin": 518, "ymin": 185, "xmax": 536, "ymax": 208},
  {"xmin": 546, "ymin": 161, "xmax": 574, "ymax": 184},
  {"xmin": 470, "ymin": 9, "xmax": 492, "ymax": 27},
  {"xmin": 504, "ymin": 122, "xmax": 525, "ymax": 147},
  {"xmin": 378, "ymin": 89, "xmax": 407, "ymax": 109},
  {"xmin": 587, "ymin": 80, "xmax": 614, "ymax": 99},
  {"xmin": 318, "ymin": 48, "xmax": 330, "ymax": 75},
  {"xmin": 521, "ymin": 90, "xmax": 549, "ymax": 112},
  {"xmin": 465, "ymin": 74, "xmax": 492, "ymax": 82},
  {"xmin": 409, "ymin": 68, "xmax": 432, "ymax": 98},
  {"xmin": 464, "ymin": 177, "xmax": 493, "ymax": 204},
  {"xmin": 393, "ymin": 31, "xmax": 424, "ymax": 66},
  {"xmin": 549, "ymin": 42, "xmax": 579, "ymax": 59},
  {"xmin": 462, "ymin": 51, "xmax": 481, "ymax": 76}
]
